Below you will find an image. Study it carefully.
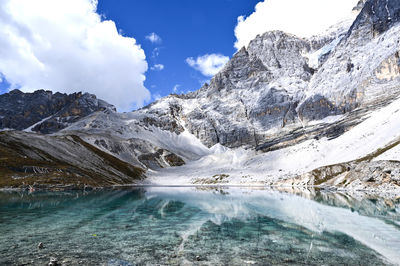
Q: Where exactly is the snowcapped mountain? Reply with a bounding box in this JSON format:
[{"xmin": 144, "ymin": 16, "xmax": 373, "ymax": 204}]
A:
[{"xmin": 1, "ymin": 0, "xmax": 400, "ymax": 191}]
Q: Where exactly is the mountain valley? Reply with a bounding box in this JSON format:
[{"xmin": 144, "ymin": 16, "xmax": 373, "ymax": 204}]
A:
[{"xmin": 1, "ymin": 0, "xmax": 400, "ymax": 193}]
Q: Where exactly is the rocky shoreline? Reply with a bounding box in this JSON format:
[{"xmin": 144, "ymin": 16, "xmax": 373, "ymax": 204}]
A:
[{"xmin": 2, "ymin": 180, "xmax": 399, "ymax": 197}]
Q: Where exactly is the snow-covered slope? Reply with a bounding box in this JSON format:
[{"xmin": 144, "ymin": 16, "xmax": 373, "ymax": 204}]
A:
[
  {"xmin": 62, "ymin": 109, "xmax": 211, "ymax": 162},
  {"xmin": 147, "ymin": 95, "xmax": 400, "ymax": 189}
]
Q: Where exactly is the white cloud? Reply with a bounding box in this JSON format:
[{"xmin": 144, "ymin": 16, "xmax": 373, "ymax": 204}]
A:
[
  {"xmin": 0, "ymin": 0, "xmax": 150, "ymax": 111},
  {"xmin": 172, "ymin": 84, "xmax": 180, "ymax": 93},
  {"xmin": 186, "ymin": 54, "xmax": 229, "ymax": 77},
  {"xmin": 152, "ymin": 47, "xmax": 161, "ymax": 58},
  {"xmin": 234, "ymin": 0, "xmax": 360, "ymax": 49},
  {"xmin": 151, "ymin": 64, "xmax": 164, "ymax": 71},
  {"xmin": 145, "ymin": 32, "xmax": 162, "ymax": 44},
  {"xmin": 153, "ymin": 93, "xmax": 162, "ymax": 101}
]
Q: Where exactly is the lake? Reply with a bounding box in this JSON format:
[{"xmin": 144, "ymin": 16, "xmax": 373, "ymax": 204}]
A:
[{"xmin": 0, "ymin": 187, "xmax": 399, "ymax": 265}]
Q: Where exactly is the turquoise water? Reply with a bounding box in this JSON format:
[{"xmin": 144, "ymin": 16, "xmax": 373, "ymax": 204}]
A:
[{"xmin": 0, "ymin": 187, "xmax": 400, "ymax": 265}]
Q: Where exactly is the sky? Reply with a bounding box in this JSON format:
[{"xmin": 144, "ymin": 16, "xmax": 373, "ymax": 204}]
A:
[
  {"xmin": 0, "ymin": 0, "xmax": 358, "ymax": 111},
  {"xmin": 96, "ymin": 0, "xmax": 260, "ymax": 104}
]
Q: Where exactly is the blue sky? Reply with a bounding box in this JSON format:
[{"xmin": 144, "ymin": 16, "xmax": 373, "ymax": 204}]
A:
[
  {"xmin": 97, "ymin": 0, "xmax": 260, "ymax": 99},
  {"xmin": 0, "ymin": 78, "xmax": 10, "ymax": 94}
]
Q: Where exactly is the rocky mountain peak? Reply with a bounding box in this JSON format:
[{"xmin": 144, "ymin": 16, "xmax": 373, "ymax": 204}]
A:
[
  {"xmin": 0, "ymin": 90, "xmax": 115, "ymax": 133},
  {"xmin": 246, "ymin": 31, "xmax": 312, "ymax": 81},
  {"xmin": 349, "ymin": 0, "xmax": 400, "ymax": 37},
  {"xmin": 352, "ymin": 0, "xmax": 368, "ymax": 13}
]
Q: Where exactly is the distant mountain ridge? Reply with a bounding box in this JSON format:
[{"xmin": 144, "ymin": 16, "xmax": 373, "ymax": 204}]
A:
[{"xmin": 0, "ymin": 89, "xmax": 115, "ymax": 133}]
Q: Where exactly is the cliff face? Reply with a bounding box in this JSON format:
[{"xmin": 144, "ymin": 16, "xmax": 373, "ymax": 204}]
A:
[
  {"xmin": 210, "ymin": 0, "xmax": 400, "ymax": 144},
  {"xmin": 299, "ymin": 0, "xmax": 400, "ymax": 122},
  {"xmin": 0, "ymin": 89, "xmax": 115, "ymax": 134},
  {"xmin": 350, "ymin": 0, "xmax": 400, "ymax": 35}
]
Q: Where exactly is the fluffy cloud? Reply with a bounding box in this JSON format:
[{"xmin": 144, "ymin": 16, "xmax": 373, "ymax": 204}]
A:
[
  {"xmin": 234, "ymin": 0, "xmax": 359, "ymax": 49},
  {"xmin": 152, "ymin": 93, "xmax": 162, "ymax": 101},
  {"xmin": 0, "ymin": 0, "xmax": 150, "ymax": 111},
  {"xmin": 152, "ymin": 47, "xmax": 161, "ymax": 58},
  {"xmin": 186, "ymin": 54, "xmax": 229, "ymax": 77},
  {"xmin": 151, "ymin": 64, "xmax": 164, "ymax": 71},
  {"xmin": 172, "ymin": 84, "xmax": 180, "ymax": 93},
  {"xmin": 145, "ymin": 32, "xmax": 162, "ymax": 44}
]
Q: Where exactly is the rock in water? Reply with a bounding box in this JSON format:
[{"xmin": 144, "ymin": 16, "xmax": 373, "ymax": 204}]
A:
[{"xmin": 48, "ymin": 257, "xmax": 58, "ymax": 266}]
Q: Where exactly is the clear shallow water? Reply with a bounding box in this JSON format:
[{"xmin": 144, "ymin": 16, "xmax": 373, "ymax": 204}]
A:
[{"xmin": 0, "ymin": 187, "xmax": 400, "ymax": 265}]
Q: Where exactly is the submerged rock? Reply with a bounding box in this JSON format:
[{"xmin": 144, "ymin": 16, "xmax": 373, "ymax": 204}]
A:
[{"xmin": 48, "ymin": 257, "xmax": 58, "ymax": 266}]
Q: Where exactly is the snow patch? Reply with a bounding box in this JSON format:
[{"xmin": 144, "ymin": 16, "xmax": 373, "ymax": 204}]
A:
[
  {"xmin": 0, "ymin": 128, "xmax": 14, "ymax": 132},
  {"xmin": 23, "ymin": 116, "xmax": 53, "ymax": 132},
  {"xmin": 307, "ymin": 114, "xmax": 344, "ymax": 126},
  {"xmin": 303, "ymin": 36, "xmax": 344, "ymax": 69},
  {"xmin": 373, "ymin": 142, "xmax": 400, "ymax": 162}
]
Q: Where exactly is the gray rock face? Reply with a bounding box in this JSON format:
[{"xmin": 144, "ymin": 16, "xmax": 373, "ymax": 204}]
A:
[
  {"xmin": 349, "ymin": 0, "xmax": 400, "ymax": 35},
  {"xmin": 162, "ymin": 31, "xmax": 314, "ymax": 148},
  {"xmin": 297, "ymin": 0, "xmax": 400, "ymax": 120},
  {"xmin": 353, "ymin": 0, "xmax": 368, "ymax": 12},
  {"xmin": 289, "ymin": 160, "xmax": 400, "ymax": 192},
  {"xmin": 136, "ymin": 99, "xmax": 185, "ymax": 135},
  {"xmin": 0, "ymin": 89, "xmax": 115, "ymax": 133},
  {"xmin": 246, "ymin": 31, "xmax": 312, "ymax": 81}
]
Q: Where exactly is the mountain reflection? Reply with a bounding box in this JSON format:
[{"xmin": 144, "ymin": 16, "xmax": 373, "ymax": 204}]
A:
[{"xmin": 0, "ymin": 187, "xmax": 399, "ymax": 265}]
